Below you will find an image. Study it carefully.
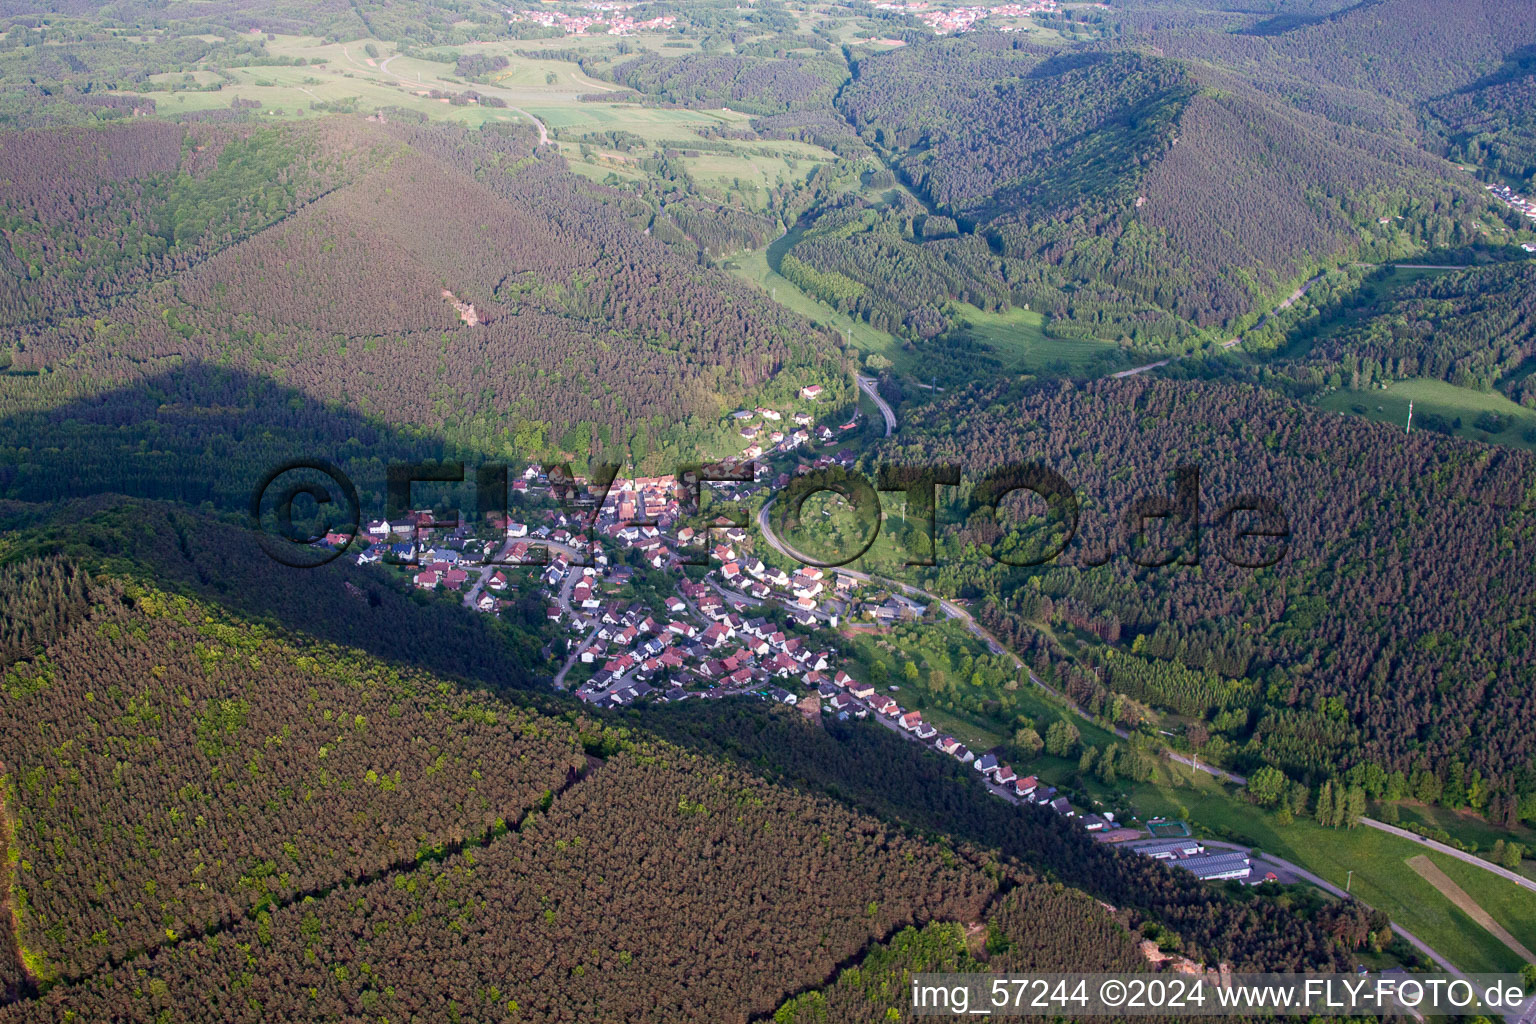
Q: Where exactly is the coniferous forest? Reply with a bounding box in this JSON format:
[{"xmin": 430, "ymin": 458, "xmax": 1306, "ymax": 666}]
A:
[{"xmin": 3, "ymin": 0, "xmax": 1536, "ymax": 1017}]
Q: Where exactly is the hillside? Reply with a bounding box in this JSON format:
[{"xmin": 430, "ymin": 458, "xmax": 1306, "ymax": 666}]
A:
[
  {"xmin": 777, "ymin": 33, "xmax": 1496, "ymax": 347},
  {"xmin": 1, "ymin": 115, "xmax": 843, "ymax": 472},
  {"xmin": 878, "ymin": 377, "xmax": 1536, "ymax": 815}
]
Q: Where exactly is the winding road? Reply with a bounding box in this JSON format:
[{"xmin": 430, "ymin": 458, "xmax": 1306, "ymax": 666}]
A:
[{"xmin": 856, "ymin": 375, "xmax": 896, "ymax": 437}]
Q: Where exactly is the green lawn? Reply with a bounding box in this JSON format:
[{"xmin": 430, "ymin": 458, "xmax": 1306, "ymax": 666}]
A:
[
  {"xmin": 1316, "ymin": 377, "xmax": 1536, "ymax": 450},
  {"xmin": 951, "ymin": 303, "xmax": 1128, "ymax": 375}
]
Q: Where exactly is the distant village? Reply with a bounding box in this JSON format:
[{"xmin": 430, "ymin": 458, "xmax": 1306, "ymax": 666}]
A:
[
  {"xmin": 1483, "ymin": 182, "xmax": 1536, "ymax": 252},
  {"xmin": 322, "ymin": 385, "xmax": 1257, "ymax": 885},
  {"xmin": 870, "ymin": 0, "xmax": 1061, "ymax": 34},
  {"xmin": 509, "ymin": 2, "xmax": 676, "ymax": 36}
]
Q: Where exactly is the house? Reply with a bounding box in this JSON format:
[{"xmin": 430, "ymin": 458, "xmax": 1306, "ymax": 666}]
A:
[
  {"xmin": 799, "ymin": 384, "xmax": 824, "ymax": 400},
  {"xmin": 993, "ymin": 765, "xmax": 1016, "ymax": 786},
  {"xmin": 829, "ymin": 694, "xmax": 854, "ymax": 711},
  {"xmin": 952, "ymin": 744, "xmax": 974, "ymax": 764},
  {"xmin": 1049, "ymin": 797, "xmax": 1072, "ymax": 816},
  {"xmin": 868, "ymin": 695, "xmax": 897, "ymax": 715},
  {"xmin": 506, "ymin": 521, "xmax": 528, "ymax": 538},
  {"xmin": 1015, "ymin": 775, "xmax": 1038, "ymax": 798},
  {"xmin": 899, "ymin": 711, "xmax": 922, "ymax": 731},
  {"xmin": 755, "ymin": 407, "xmax": 782, "ymax": 421},
  {"xmin": 914, "ymin": 723, "xmax": 937, "ymax": 740},
  {"xmin": 936, "ymin": 736, "xmax": 960, "ymax": 755},
  {"xmin": 847, "ymin": 682, "xmax": 876, "ymax": 699},
  {"xmin": 1080, "ymin": 814, "xmax": 1109, "ymax": 832},
  {"xmin": 973, "ymin": 753, "xmax": 1000, "ymax": 776},
  {"xmin": 1523, "ymin": 242, "xmax": 1536, "ymax": 253}
]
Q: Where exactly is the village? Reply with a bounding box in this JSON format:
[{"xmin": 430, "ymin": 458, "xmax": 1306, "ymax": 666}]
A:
[
  {"xmin": 320, "ymin": 384, "xmax": 1256, "ymax": 886},
  {"xmin": 869, "ymin": 0, "xmax": 1061, "ymax": 34},
  {"xmin": 509, "ymin": 2, "xmax": 677, "ymax": 36},
  {"xmin": 1483, "ymin": 181, "xmax": 1536, "ymax": 252}
]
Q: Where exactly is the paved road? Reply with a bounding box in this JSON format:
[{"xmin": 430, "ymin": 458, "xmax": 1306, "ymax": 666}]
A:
[
  {"xmin": 754, "ymin": 497, "xmax": 1248, "ymax": 788},
  {"xmin": 1361, "ymin": 817, "xmax": 1536, "ymax": 893},
  {"xmin": 1200, "ymin": 840, "xmax": 1460, "ymax": 978},
  {"xmin": 1111, "ymin": 271, "xmax": 1327, "ymax": 377},
  {"xmin": 856, "ymin": 375, "xmax": 896, "ymax": 437}
]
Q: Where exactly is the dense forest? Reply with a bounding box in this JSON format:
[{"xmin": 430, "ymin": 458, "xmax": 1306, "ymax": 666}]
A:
[
  {"xmin": 802, "ymin": 33, "xmax": 1502, "ymax": 342},
  {"xmin": 876, "ymin": 377, "xmax": 1536, "ymax": 819},
  {"xmin": 640, "ymin": 701, "xmax": 1351, "ymax": 971},
  {"xmin": 0, "ymin": 592, "xmax": 1017, "ymax": 1020},
  {"xmin": 0, "ymin": 116, "xmax": 845, "ymax": 475},
  {"xmin": 609, "ymin": 51, "xmax": 848, "ymax": 116},
  {"xmin": 0, "ymin": 576, "xmax": 586, "ymax": 982},
  {"xmin": 1275, "ymin": 262, "xmax": 1536, "ymax": 397}
]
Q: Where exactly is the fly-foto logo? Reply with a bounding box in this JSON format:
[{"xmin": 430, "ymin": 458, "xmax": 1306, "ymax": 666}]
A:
[{"xmin": 250, "ymin": 459, "xmax": 1290, "ymax": 571}]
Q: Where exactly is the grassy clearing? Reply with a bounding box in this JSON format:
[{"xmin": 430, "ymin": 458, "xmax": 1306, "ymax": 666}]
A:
[
  {"xmin": 1408, "ymin": 855, "xmax": 1536, "ymax": 961},
  {"xmin": 950, "ymin": 303, "xmax": 1127, "ymax": 375},
  {"xmin": 1316, "ymin": 377, "xmax": 1536, "ymax": 450},
  {"xmin": 728, "ymin": 236, "xmax": 903, "ymax": 366}
]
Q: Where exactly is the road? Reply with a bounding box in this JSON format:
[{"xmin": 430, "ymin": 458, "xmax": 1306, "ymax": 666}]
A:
[
  {"xmin": 1360, "ymin": 817, "xmax": 1536, "ymax": 894},
  {"xmin": 366, "ymin": 51, "xmax": 550, "ymax": 146},
  {"xmin": 856, "ymin": 375, "xmax": 896, "ymax": 437},
  {"xmin": 1111, "ymin": 271, "xmax": 1328, "ymax": 377},
  {"xmin": 1199, "ymin": 840, "xmax": 1460, "ymax": 979},
  {"xmin": 754, "ymin": 498, "xmax": 1248, "ymax": 787}
]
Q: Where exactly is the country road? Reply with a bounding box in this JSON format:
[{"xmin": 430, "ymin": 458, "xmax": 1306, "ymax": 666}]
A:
[
  {"xmin": 856, "ymin": 375, "xmax": 896, "ymax": 437},
  {"xmin": 1361, "ymin": 817, "xmax": 1536, "ymax": 893},
  {"xmin": 370, "ymin": 50, "xmax": 550, "ymax": 146},
  {"xmin": 1112, "ymin": 271, "xmax": 1327, "ymax": 377},
  {"xmin": 754, "ymin": 498, "xmax": 1243, "ymax": 787},
  {"xmin": 1201, "ymin": 840, "xmax": 1461, "ymax": 979}
]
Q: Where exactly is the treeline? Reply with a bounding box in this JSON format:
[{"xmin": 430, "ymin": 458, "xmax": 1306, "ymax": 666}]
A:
[
  {"xmin": 609, "ymin": 52, "xmax": 848, "ymax": 115},
  {"xmin": 0, "ymin": 575, "xmax": 586, "ymax": 981},
  {"xmin": 638, "ymin": 701, "xmax": 1350, "ymax": 971},
  {"xmin": 885, "ymin": 377, "xmax": 1536, "ymax": 817}
]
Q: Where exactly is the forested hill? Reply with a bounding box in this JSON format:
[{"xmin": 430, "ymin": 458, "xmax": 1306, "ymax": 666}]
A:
[
  {"xmin": 773, "ymin": 30, "xmax": 1501, "ymax": 348},
  {"xmin": 0, "ymin": 557, "xmax": 1358, "ymax": 1017},
  {"xmin": 1125, "ymin": 0, "xmax": 1536, "ymax": 106},
  {"xmin": 880, "ymin": 377, "xmax": 1536, "ymax": 817},
  {"xmin": 0, "ymin": 115, "xmax": 844, "ymax": 472}
]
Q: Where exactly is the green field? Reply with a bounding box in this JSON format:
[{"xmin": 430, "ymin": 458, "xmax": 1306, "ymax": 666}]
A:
[
  {"xmin": 1085, "ymin": 768, "xmax": 1536, "ymax": 973},
  {"xmin": 951, "ymin": 303, "xmax": 1128, "ymax": 375},
  {"xmin": 729, "ymin": 231, "xmax": 903, "ymax": 365},
  {"xmin": 1316, "ymin": 377, "xmax": 1536, "ymax": 450}
]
